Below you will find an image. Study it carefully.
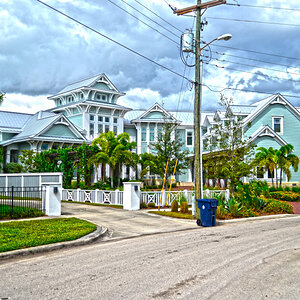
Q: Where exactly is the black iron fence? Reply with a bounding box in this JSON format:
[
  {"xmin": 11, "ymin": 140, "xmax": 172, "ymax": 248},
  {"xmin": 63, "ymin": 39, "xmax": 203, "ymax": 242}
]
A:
[{"xmin": 0, "ymin": 186, "xmax": 46, "ymax": 219}]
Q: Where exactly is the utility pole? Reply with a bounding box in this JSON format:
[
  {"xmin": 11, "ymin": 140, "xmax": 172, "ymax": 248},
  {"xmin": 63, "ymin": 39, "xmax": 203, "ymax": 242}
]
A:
[{"xmin": 174, "ymin": 0, "xmax": 226, "ymax": 218}]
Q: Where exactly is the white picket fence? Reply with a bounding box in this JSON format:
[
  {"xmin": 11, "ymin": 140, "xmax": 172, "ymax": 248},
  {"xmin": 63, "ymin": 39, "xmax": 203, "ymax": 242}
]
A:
[
  {"xmin": 62, "ymin": 188, "xmax": 229, "ymax": 207},
  {"xmin": 62, "ymin": 189, "xmax": 123, "ymax": 205}
]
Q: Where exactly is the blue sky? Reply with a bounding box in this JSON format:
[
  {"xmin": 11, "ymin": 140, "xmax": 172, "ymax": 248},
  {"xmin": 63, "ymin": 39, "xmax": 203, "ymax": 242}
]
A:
[{"xmin": 1, "ymin": 0, "xmax": 300, "ymax": 113}]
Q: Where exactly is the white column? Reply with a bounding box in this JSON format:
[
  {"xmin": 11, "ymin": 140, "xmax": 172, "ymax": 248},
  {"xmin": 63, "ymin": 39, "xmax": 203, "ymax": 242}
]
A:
[{"xmin": 123, "ymin": 182, "xmax": 141, "ymax": 210}]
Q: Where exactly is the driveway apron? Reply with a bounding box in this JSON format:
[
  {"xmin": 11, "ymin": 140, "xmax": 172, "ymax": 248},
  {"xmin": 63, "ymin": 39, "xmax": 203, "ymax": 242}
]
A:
[{"xmin": 62, "ymin": 202, "xmax": 197, "ymax": 239}]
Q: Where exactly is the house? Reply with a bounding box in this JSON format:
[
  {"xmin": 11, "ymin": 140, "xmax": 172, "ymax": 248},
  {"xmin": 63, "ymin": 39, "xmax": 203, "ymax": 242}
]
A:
[{"xmin": 1, "ymin": 74, "xmax": 299, "ymax": 185}]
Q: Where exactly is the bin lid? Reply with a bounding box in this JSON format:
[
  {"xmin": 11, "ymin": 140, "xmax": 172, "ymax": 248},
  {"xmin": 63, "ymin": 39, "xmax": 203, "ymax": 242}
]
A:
[{"xmin": 196, "ymin": 198, "xmax": 219, "ymax": 207}]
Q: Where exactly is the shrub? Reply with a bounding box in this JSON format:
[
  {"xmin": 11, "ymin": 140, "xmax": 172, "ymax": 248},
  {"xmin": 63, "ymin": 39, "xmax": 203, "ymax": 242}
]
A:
[
  {"xmin": 171, "ymin": 200, "xmax": 178, "ymax": 212},
  {"xmin": 224, "ymin": 198, "xmax": 243, "ymax": 217},
  {"xmin": 140, "ymin": 202, "xmax": 148, "ymax": 209},
  {"xmin": 216, "ymin": 205, "xmax": 228, "ymax": 219},
  {"xmin": 292, "ymin": 187, "xmax": 300, "ymax": 194},
  {"xmin": 180, "ymin": 201, "xmax": 189, "ymax": 213},
  {"xmin": 284, "ymin": 187, "xmax": 291, "ymax": 192},
  {"xmin": 4, "ymin": 163, "xmax": 23, "ymax": 173},
  {"xmin": 269, "ymin": 191, "xmax": 300, "ymax": 202},
  {"xmin": 147, "ymin": 202, "xmax": 156, "ymax": 208},
  {"xmin": 263, "ymin": 198, "xmax": 293, "ymax": 214},
  {"xmin": 179, "ymin": 194, "xmax": 187, "ymax": 205}
]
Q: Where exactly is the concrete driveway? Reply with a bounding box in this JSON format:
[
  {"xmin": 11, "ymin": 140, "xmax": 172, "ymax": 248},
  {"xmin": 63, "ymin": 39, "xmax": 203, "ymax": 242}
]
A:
[{"xmin": 62, "ymin": 202, "xmax": 197, "ymax": 239}]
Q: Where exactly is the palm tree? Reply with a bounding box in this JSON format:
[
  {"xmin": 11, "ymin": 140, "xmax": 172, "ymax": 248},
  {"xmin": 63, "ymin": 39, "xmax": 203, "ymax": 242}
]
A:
[
  {"xmin": 90, "ymin": 131, "xmax": 137, "ymax": 188},
  {"xmin": 277, "ymin": 144, "xmax": 299, "ymax": 186},
  {"xmin": 255, "ymin": 147, "xmax": 278, "ymax": 187}
]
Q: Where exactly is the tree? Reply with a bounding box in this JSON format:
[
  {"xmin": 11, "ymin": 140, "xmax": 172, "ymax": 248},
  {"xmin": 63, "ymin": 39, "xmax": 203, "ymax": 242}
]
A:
[
  {"xmin": 0, "ymin": 92, "xmax": 4, "ymax": 104},
  {"xmin": 19, "ymin": 150, "xmax": 38, "ymax": 172},
  {"xmin": 204, "ymin": 95, "xmax": 255, "ymax": 193},
  {"xmin": 90, "ymin": 131, "xmax": 137, "ymax": 188},
  {"xmin": 150, "ymin": 122, "xmax": 190, "ymax": 187}
]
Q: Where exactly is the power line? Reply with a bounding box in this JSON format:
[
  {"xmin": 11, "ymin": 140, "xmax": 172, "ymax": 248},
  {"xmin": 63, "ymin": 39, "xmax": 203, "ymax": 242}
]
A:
[
  {"xmin": 203, "ymin": 48, "xmax": 300, "ymax": 71},
  {"xmin": 226, "ymin": 3, "xmax": 300, "ymax": 12},
  {"xmin": 118, "ymin": 0, "xmax": 180, "ymax": 39},
  {"xmin": 206, "ymin": 16, "xmax": 300, "ymax": 28},
  {"xmin": 205, "ymin": 62, "xmax": 300, "ymax": 84},
  {"xmin": 202, "ymin": 83, "xmax": 300, "ymax": 99},
  {"xmin": 201, "ymin": 55, "xmax": 300, "ymax": 77},
  {"xmin": 36, "ymin": 0, "xmax": 192, "ymax": 83},
  {"xmin": 210, "ymin": 44, "xmax": 300, "ymax": 62},
  {"xmin": 106, "ymin": 0, "xmax": 179, "ymax": 45},
  {"xmin": 131, "ymin": 0, "xmax": 183, "ymax": 33}
]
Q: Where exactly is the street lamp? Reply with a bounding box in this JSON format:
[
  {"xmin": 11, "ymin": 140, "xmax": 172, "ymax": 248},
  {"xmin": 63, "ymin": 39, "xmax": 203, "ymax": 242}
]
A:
[{"xmin": 193, "ymin": 33, "xmax": 232, "ymax": 217}]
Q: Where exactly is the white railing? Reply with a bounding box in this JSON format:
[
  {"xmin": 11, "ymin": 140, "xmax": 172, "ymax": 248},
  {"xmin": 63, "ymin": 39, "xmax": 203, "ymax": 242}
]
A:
[
  {"xmin": 140, "ymin": 190, "xmax": 195, "ymax": 205},
  {"xmin": 62, "ymin": 188, "xmax": 123, "ymax": 206},
  {"xmin": 204, "ymin": 189, "xmax": 230, "ymax": 200}
]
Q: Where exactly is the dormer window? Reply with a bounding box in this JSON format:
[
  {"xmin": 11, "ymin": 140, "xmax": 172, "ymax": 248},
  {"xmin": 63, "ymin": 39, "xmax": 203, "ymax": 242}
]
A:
[
  {"xmin": 67, "ymin": 96, "xmax": 73, "ymax": 103},
  {"xmin": 272, "ymin": 117, "xmax": 283, "ymax": 134},
  {"xmin": 95, "ymin": 93, "xmax": 107, "ymax": 102}
]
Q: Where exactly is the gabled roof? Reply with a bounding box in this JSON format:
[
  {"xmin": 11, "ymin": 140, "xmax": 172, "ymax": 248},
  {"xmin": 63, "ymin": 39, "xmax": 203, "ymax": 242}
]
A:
[
  {"xmin": 243, "ymin": 93, "xmax": 300, "ymax": 127},
  {"xmin": 247, "ymin": 125, "xmax": 288, "ymax": 146},
  {"xmin": 228, "ymin": 105, "xmax": 256, "ymax": 115},
  {"xmin": 131, "ymin": 103, "xmax": 180, "ymax": 123},
  {"xmin": 0, "ymin": 110, "xmax": 32, "ymax": 129},
  {"xmin": 0, "ymin": 111, "xmax": 87, "ymax": 146},
  {"xmin": 48, "ymin": 73, "xmax": 124, "ymax": 98}
]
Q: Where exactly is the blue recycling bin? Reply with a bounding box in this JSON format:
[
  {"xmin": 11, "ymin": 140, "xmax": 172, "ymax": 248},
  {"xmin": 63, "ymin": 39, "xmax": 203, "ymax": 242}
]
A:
[{"xmin": 196, "ymin": 198, "xmax": 219, "ymax": 227}]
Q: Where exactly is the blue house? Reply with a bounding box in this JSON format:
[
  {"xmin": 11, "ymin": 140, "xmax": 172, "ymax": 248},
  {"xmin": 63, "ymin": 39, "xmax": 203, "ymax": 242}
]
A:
[{"xmin": 1, "ymin": 74, "xmax": 299, "ymax": 185}]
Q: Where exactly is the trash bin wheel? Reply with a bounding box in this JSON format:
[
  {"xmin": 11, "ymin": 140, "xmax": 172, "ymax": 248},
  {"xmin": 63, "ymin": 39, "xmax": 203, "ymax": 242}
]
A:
[{"xmin": 196, "ymin": 219, "xmax": 202, "ymax": 226}]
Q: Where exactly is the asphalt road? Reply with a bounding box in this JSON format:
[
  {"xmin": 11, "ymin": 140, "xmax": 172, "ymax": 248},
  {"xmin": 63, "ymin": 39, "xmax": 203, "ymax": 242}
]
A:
[{"xmin": 0, "ymin": 215, "xmax": 299, "ymax": 299}]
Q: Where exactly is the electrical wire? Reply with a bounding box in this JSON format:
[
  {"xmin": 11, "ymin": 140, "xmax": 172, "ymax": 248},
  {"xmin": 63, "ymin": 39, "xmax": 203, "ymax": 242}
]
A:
[
  {"xmin": 202, "ymin": 83, "xmax": 300, "ymax": 99},
  {"xmin": 131, "ymin": 0, "xmax": 183, "ymax": 33},
  {"xmin": 205, "ymin": 62, "xmax": 300, "ymax": 84},
  {"xmin": 106, "ymin": 0, "xmax": 179, "ymax": 45},
  {"xmin": 206, "ymin": 16, "xmax": 300, "ymax": 28},
  {"xmin": 209, "ymin": 44, "xmax": 300, "ymax": 62},
  {"xmin": 118, "ymin": 0, "xmax": 180, "ymax": 39},
  {"xmin": 36, "ymin": 0, "xmax": 193, "ymax": 83},
  {"xmin": 226, "ymin": 2, "xmax": 300, "ymax": 12},
  {"xmin": 202, "ymin": 48, "xmax": 300, "ymax": 71},
  {"xmin": 201, "ymin": 55, "xmax": 300, "ymax": 77}
]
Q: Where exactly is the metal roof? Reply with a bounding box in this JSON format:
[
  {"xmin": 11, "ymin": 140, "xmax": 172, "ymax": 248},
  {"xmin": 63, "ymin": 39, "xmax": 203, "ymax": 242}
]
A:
[
  {"xmin": 230, "ymin": 105, "xmax": 256, "ymax": 114},
  {"xmin": 0, "ymin": 110, "xmax": 32, "ymax": 129}
]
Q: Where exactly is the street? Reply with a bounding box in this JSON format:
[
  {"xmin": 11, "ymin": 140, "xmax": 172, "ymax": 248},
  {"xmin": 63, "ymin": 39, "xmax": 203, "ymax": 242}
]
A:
[{"xmin": 0, "ymin": 215, "xmax": 299, "ymax": 299}]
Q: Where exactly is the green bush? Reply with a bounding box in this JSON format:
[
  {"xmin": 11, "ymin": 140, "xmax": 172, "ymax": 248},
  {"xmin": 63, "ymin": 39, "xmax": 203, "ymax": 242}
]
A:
[
  {"xmin": 292, "ymin": 187, "xmax": 300, "ymax": 193},
  {"xmin": 224, "ymin": 198, "xmax": 243, "ymax": 217},
  {"xmin": 4, "ymin": 163, "xmax": 23, "ymax": 173},
  {"xmin": 269, "ymin": 191, "xmax": 300, "ymax": 202},
  {"xmin": 263, "ymin": 198, "xmax": 293, "ymax": 214},
  {"xmin": 216, "ymin": 205, "xmax": 228, "ymax": 219},
  {"xmin": 171, "ymin": 200, "xmax": 178, "ymax": 212},
  {"xmin": 140, "ymin": 202, "xmax": 148, "ymax": 209},
  {"xmin": 148, "ymin": 202, "xmax": 156, "ymax": 208},
  {"xmin": 179, "ymin": 194, "xmax": 187, "ymax": 205},
  {"xmin": 180, "ymin": 201, "xmax": 189, "ymax": 213}
]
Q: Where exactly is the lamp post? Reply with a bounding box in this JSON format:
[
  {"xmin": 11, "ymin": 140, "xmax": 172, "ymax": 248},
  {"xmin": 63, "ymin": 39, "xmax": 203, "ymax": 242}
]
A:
[{"xmin": 193, "ymin": 33, "xmax": 232, "ymax": 217}]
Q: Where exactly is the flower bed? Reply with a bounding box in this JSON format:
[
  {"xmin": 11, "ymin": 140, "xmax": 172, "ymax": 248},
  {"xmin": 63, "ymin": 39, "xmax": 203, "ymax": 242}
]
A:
[{"xmin": 269, "ymin": 191, "xmax": 300, "ymax": 202}]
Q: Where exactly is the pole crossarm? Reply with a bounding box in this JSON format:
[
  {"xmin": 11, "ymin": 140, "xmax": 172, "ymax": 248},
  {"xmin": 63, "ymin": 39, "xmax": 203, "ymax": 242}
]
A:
[{"xmin": 174, "ymin": 0, "xmax": 226, "ymax": 15}]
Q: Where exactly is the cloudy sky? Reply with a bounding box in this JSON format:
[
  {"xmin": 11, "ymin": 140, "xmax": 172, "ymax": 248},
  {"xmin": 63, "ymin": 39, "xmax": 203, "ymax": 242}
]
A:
[{"xmin": 1, "ymin": 0, "xmax": 300, "ymax": 114}]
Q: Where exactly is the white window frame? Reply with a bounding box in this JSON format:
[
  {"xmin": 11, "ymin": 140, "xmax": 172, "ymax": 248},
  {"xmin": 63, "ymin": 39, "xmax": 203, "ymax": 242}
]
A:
[
  {"xmin": 186, "ymin": 130, "xmax": 194, "ymax": 147},
  {"xmin": 272, "ymin": 116, "xmax": 283, "ymax": 134}
]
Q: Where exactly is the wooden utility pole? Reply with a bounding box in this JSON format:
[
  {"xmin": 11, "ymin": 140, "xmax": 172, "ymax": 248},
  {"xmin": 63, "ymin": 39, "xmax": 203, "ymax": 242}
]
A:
[{"xmin": 174, "ymin": 0, "xmax": 226, "ymax": 218}]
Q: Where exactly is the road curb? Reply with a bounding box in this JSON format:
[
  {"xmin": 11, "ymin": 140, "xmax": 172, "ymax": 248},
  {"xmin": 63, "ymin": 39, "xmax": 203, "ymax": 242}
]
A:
[{"xmin": 0, "ymin": 225, "xmax": 108, "ymax": 261}]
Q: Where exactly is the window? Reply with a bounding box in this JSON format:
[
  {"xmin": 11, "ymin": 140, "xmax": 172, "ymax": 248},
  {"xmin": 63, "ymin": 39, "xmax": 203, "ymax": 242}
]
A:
[
  {"xmin": 98, "ymin": 124, "xmax": 103, "ymax": 134},
  {"xmin": 10, "ymin": 150, "xmax": 19, "ymax": 163},
  {"xmin": 90, "ymin": 123, "xmax": 94, "ymax": 135},
  {"xmin": 186, "ymin": 131, "xmax": 193, "ymax": 146},
  {"xmin": 90, "ymin": 115, "xmax": 95, "ymax": 121},
  {"xmin": 113, "ymin": 117, "xmax": 118, "ymax": 124},
  {"xmin": 257, "ymin": 167, "xmax": 264, "ymax": 179},
  {"xmin": 141, "ymin": 127, "xmax": 147, "ymax": 142},
  {"xmin": 273, "ymin": 117, "xmax": 283, "ymax": 134},
  {"xmin": 105, "ymin": 125, "xmax": 110, "ymax": 133},
  {"xmin": 102, "ymin": 95, "xmax": 106, "ymax": 101},
  {"xmin": 98, "ymin": 116, "xmax": 103, "ymax": 122},
  {"xmin": 113, "ymin": 126, "xmax": 118, "ymax": 135},
  {"xmin": 105, "ymin": 117, "xmax": 110, "ymax": 123},
  {"xmin": 150, "ymin": 127, "xmax": 155, "ymax": 142}
]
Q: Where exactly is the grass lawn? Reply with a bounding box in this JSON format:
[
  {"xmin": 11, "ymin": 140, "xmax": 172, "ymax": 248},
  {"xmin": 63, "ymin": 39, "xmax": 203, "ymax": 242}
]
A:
[
  {"xmin": 149, "ymin": 210, "xmax": 195, "ymax": 220},
  {"xmin": 62, "ymin": 200, "xmax": 123, "ymax": 209},
  {"xmin": 0, "ymin": 217, "xmax": 97, "ymax": 253},
  {"xmin": 0, "ymin": 204, "xmax": 45, "ymax": 220}
]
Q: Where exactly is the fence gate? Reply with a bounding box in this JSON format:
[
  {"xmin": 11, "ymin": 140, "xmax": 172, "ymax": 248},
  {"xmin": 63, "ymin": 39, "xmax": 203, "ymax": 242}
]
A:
[{"xmin": 0, "ymin": 186, "xmax": 46, "ymax": 218}]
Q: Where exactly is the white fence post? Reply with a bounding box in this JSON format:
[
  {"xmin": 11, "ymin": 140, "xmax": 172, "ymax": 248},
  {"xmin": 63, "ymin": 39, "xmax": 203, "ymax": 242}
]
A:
[
  {"xmin": 42, "ymin": 184, "xmax": 62, "ymax": 216},
  {"xmin": 123, "ymin": 182, "xmax": 141, "ymax": 210}
]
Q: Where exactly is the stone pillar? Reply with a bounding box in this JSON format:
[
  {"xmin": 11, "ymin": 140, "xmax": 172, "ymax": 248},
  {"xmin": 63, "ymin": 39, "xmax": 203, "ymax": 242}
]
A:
[
  {"xmin": 123, "ymin": 182, "xmax": 141, "ymax": 210},
  {"xmin": 42, "ymin": 184, "xmax": 62, "ymax": 216}
]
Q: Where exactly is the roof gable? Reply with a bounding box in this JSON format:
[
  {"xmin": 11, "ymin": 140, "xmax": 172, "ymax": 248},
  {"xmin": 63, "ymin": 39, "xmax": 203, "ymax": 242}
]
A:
[
  {"xmin": 132, "ymin": 103, "xmax": 179, "ymax": 123},
  {"xmin": 243, "ymin": 93, "xmax": 300, "ymax": 127},
  {"xmin": 248, "ymin": 125, "xmax": 287, "ymax": 146}
]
